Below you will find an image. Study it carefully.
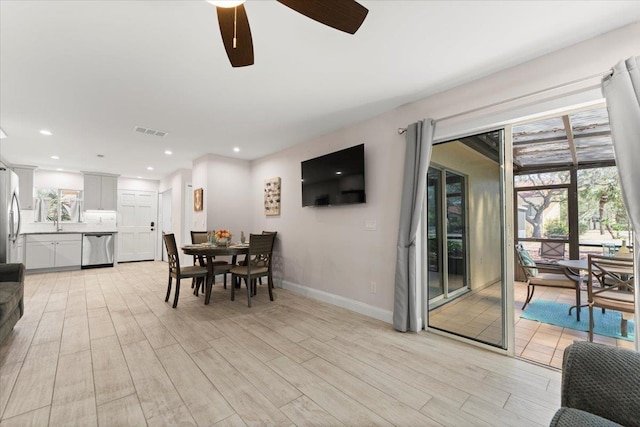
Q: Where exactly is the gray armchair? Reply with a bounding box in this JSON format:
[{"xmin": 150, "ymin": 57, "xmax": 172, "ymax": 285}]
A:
[
  {"xmin": 550, "ymin": 341, "xmax": 640, "ymax": 427},
  {"xmin": 0, "ymin": 263, "xmax": 25, "ymax": 345}
]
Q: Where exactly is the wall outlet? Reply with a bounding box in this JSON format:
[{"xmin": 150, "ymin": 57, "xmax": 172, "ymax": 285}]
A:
[
  {"xmin": 365, "ymin": 219, "xmax": 376, "ymax": 231},
  {"xmin": 369, "ymin": 281, "xmax": 377, "ymax": 293}
]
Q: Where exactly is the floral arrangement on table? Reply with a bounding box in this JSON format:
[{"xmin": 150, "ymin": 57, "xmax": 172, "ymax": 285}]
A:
[{"xmin": 215, "ymin": 229, "xmax": 232, "ymax": 245}]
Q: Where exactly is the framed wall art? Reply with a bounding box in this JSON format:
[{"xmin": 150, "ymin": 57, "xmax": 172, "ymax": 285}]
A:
[
  {"xmin": 194, "ymin": 188, "xmax": 203, "ymax": 211},
  {"xmin": 264, "ymin": 177, "xmax": 281, "ymax": 216}
]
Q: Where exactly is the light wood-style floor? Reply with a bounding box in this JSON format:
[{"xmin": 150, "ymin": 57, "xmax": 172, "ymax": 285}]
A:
[{"xmin": 0, "ymin": 261, "xmax": 562, "ymax": 426}]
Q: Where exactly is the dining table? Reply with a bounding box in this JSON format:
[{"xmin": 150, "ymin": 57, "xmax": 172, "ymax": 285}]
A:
[
  {"xmin": 181, "ymin": 242, "xmax": 249, "ymax": 305},
  {"xmin": 557, "ymin": 259, "xmax": 590, "ymax": 320},
  {"xmin": 558, "ymin": 253, "xmax": 633, "ymax": 276},
  {"xmin": 557, "ymin": 259, "xmax": 588, "ymax": 272}
]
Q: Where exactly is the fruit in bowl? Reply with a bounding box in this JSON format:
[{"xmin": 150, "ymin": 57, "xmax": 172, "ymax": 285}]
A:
[{"xmin": 215, "ymin": 229, "xmax": 232, "ymax": 246}]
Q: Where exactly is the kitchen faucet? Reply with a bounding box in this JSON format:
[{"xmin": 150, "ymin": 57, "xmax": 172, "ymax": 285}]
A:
[{"xmin": 54, "ymin": 217, "xmax": 62, "ymax": 232}]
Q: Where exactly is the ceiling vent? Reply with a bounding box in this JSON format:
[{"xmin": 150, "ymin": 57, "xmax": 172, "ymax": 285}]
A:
[{"xmin": 134, "ymin": 126, "xmax": 167, "ymax": 137}]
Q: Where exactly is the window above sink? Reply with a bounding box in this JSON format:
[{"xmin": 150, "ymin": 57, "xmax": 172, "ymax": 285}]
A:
[{"xmin": 35, "ymin": 188, "xmax": 83, "ymax": 223}]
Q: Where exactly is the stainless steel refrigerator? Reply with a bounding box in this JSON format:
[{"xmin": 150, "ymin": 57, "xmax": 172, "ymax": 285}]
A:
[{"xmin": 0, "ymin": 167, "xmax": 22, "ymax": 263}]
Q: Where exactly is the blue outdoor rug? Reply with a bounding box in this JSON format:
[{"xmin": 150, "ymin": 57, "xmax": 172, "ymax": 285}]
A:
[{"xmin": 521, "ymin": 300, "xmax": 635, "ymax": 342}]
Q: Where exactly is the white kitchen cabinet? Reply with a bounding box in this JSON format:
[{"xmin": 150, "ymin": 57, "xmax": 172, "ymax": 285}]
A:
[
  {"xmin": 83, "ymin": 173, "xmax": 118, "ymax": 210},
  {"xmin": 26, "ymin": 233, "xmax": 82, "ymax": 270},
  {"xmin": 9, "ymin": 235, "xmax": 25, "ymax": 264},
  {"xmin": 12, "ymin": 166, "xmax": 35, "ymax": 210}
]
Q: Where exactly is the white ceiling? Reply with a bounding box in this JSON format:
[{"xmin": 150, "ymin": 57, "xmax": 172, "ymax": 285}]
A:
[{"xmin": 1, "ymin": 0, "xmax": 640, "ymax": 180}]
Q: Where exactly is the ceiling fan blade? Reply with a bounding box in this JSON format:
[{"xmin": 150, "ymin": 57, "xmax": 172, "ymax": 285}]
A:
[
  {"xmin": 276, "ymin": 0, "xmax": 368, "ymax": 34},
  {"xmin": 217, "ymin": 4, "xmax": 254, "ymax": 67}
]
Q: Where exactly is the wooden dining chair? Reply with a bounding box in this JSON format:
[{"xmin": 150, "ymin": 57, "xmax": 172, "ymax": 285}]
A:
[
  {"xmin": 255, "ymin": 230, "xmax": 277, "ymax": 291},
  {"xmin": 190, "ymin": 230, "xmax": 230, "ymax": 292},
  {"xmin": 235, "ymin": 230, "xmax": 277, "ymax": 292},
  {"xmin": 162, "ymin": 233, "xmax": 208, "ymax": 308},
  {"xmin": 229, "ymin": 233, "xmax": 276, "ymax": 307},
  {"xmin": 587, "ymin": 254, "xmax": 635, "ymax": 340}
]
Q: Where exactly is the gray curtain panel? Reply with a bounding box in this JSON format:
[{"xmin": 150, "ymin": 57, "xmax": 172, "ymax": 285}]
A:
[
  {"xmin": 393, "ymin": 119, "xmax": 435, "ymax": 332},
  {"xmin": 601, "ymin": 55, "xmax": 640, "ymax": 349}
]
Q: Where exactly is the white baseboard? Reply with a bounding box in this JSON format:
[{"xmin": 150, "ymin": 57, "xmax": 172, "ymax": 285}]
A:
[{"xmin": 279, "ymin": 280, "xmax": 393, "ymax": 324}]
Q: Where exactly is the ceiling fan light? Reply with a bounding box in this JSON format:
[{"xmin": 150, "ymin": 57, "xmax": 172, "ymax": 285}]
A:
[{"xmin": 207, "ymin": 0, "xmax": 245, "ymax": 8}]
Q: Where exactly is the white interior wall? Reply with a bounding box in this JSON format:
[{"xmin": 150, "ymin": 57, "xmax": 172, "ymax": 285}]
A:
[
  {"xmin": 415, "ymin": 24, "xmax": 640, "ymax": 142},
  {"xmin": 211, "ymin": 156, "xmax": 252, "ymax": 239},
  {"xmin": 191, "ymin": 155, "xmax": 208, "ymax": 231},
  {"xmin": 159, "ymin": 168, "xmax": 191, "ymax": 264},
  {"xmin": 249, "ymin": 23, "xmax": 640, "ymax": 323},
  {"xmin": 184, "ymin": 183, "xmax": 193, "ymax": 250},
  {"xmin": 190, "ymin": 154, "xmax": 252, "ymax": 239},
  {"xmin": 251, "ymin": 118, "xmax": 402, "ymax": 320}
]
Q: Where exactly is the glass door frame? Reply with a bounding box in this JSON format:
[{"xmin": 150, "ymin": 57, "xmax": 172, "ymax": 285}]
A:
[
  {"xmin": 426, "ymin": 164, "xmax": 471, "ymax": 309},
  {"xmin": 422, "ymin": 127, "xmax": 514, "ymax": 355}
]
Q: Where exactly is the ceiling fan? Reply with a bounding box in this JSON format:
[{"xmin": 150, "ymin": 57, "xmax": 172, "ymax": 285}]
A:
[{"xmin": 206, "ymin": 0, "xmax": 369, "ymax": 67}]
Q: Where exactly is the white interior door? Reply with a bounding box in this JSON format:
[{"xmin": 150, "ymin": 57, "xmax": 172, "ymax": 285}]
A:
[{"xmin": 117, "ymin": 190, "xmax": 158, "ymax": 262}]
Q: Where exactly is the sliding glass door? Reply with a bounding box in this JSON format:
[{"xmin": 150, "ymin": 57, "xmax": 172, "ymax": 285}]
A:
[
  {"xmin": 426, "ymin": 130, "xmax": 506, "ymax": 349},
  {"xmin": 427, "ymin": 167, "xmax": 469, "ymax": 305},
  {"xmin": 427, "ymin": 169, "xmax": 443, "ymax": 300}
]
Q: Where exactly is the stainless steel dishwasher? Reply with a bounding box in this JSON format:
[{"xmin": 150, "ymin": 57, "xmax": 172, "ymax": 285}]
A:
[{"xmin": 82, "ymin": 233, "xmax": 115, "ymax": 268}]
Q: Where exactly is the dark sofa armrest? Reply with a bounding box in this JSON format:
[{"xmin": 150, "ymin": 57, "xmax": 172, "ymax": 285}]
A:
[
  {"xmin": 550, "ymin": 408, "xmax": 624, "ymax": 427},
  {"xmin": 0, "ymin": 263, "xmax": 25, "ymax": 283},
  {"xmin": 560, "ymin": 341, "xmax": 640, "ymax": 427}
]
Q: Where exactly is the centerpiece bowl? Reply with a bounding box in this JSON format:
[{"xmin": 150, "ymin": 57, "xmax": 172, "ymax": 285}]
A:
[{"xmin": 214, "ymin": 229, "xmax": 232, "ymax": 247}]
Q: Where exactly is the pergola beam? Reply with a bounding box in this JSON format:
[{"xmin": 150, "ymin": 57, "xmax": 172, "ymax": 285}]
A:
[{"xmin": 562, "ymin": 115, "xmax": 579, "ymax": 166}]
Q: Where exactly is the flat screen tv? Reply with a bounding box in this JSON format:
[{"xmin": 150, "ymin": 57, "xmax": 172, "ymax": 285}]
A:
[{"xmin": 301, "ymin": 144, "xmax": 365, "ymax": 207}]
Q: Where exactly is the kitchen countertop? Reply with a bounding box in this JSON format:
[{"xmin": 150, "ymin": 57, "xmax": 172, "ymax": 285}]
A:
[{"xmin": 22, "ymin": 231, "xmax": 117, "ymax": 235}]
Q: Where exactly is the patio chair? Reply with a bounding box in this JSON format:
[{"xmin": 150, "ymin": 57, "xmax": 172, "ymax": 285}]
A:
[
  {"xmin": 586, "ymin": 254, "xmax": 634, "ymax": 341},
  {"xmin": 516, "ymin": 244, "xmax": 582, "ymax": 320},
  {"xmin": 540, "ymin": 241, "xmax": 566, "ymax": 260}
]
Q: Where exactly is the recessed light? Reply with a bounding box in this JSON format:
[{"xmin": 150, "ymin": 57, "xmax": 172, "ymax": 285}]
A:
[
  {"xmin": 56, "ymin": 168, "xmax": 63, "ymax": 171},
  {"xmin": 40, "ymin": 130, "xmax": 52, "ymax": 136},
  {"xmin": 51, "ymin": 155, "xmax": 60, "ymax": 160},
  {"xmin": 233, "ymin": 147, "xmax": 240, "ymax": 152},
  {"xmin": 164, "ymin": 150, "xmax": 173, "ymax": 155},
  {"xmin": 136, "ymin": 176, "xmax": 143, "ymax": 179},
  {"xmin": 147, "ymin": 166, "xmax": 154, "ymax": 171},
  {"xmin": 336, "ymin": 171, "xmax": 342, "ymax": 175}
]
